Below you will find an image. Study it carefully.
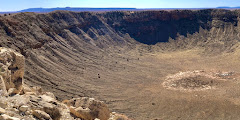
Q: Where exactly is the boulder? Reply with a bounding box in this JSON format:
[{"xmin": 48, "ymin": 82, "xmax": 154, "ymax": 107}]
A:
[
  {"xmin": 0, "ymin": 107, "xmax": 6, "ymax": 114},
  {"xmin": 64, "ymin": 97, "xmax": 110, "ymax": 120},
  {"xmin": 32, "ymin": 110, "xmax": 52, "ymax": 120},
  {"xmin": 0, "ymin": 76, "xmax": 7, "ymax": 96},
  {"xmin": 0, "ymin": 114, "xmax": 20, "ymax": 120},
  {"xmin": 21, "ymin": 84, "xmax": 32, "ymax": 94},
  {"xmin": 69, "ymin": 106, "xmax": 92, "ymax": 119},
  {"xmin": 28, "ymin": 93, "xmax": 67, "ymax": 120},
  {"xmin": 109, "ymin": 112, "xmax": 132, "ymax": 120},
  {"xmin": 7, "ymin": 88, "xmax": 18, "ymax": 96},
  {"xmin": 0, "ymin": 100, "xmax": 8, "ymax": 108},
  {"xmin": 19, "ymin": 105, "xmax": 28, "ymax": 112}
]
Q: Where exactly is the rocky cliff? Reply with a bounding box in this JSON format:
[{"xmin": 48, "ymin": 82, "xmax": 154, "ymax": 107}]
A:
[
  {"xmin": 103, "ymin": 9, "xmax": 238, "ymax": 45},
  {"xmin": 0, "ymin": 9, "xmax": 239, "ymax": 52}
]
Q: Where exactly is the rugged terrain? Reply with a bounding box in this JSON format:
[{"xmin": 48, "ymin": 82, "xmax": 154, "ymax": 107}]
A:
[
  {"xmin": 0, "ymin": 47, "xmax": 129, "ymax": 120},
  {"xmin": 1, "ymin": 9, "xmax": 240, "ymax": 119}
]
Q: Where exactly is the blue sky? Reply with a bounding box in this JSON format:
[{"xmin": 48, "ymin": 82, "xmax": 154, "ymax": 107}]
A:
[{"xmin": 1, "ymin": 0, "xmax": 240, "ymax": 11}]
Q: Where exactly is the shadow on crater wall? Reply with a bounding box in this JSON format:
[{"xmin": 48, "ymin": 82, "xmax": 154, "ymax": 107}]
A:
[{"xmin": 105, "ymin": 9, "xmax": 238, "ymax": 45}]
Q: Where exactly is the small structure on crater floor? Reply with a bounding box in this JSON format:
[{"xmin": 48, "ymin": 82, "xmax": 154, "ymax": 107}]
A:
[{"xmin": 162, "ymin": 70, "xmax": 234, "ymax": 91}]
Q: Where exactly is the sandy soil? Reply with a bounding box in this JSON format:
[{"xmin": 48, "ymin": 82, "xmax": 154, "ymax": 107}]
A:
[{"xmin": 24, "ymin": 45, "xmax": 240, "ymax": 120}]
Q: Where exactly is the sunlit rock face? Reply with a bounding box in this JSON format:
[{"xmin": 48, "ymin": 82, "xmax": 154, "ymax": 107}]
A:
[{"xmin": 0, "ymin": 47, "xmax": 25, "ymax": 96}]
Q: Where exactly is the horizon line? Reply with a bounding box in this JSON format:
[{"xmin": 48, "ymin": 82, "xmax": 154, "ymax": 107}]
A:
[{"xmin": 0, "ymin": 7, "xmax": 236, "ymax": 12}]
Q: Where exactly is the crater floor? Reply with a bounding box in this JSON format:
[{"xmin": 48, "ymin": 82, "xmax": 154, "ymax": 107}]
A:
[
  {"xmin": 28, "ymin": 46, "xmax": 240, "ymax": 120},
  {"xmin": 83, "ymin": 47, "xmax": 240, "ymax": 120},
  {"xmin": 124, "ymin": 48, "xmax": 240, "ymax": 120}
]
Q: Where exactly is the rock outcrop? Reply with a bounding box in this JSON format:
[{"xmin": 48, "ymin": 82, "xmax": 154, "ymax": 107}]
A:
[
  {"xmin": 0, "ymin": 47, "xmax": 131, "ymax": 120},
  {"xmin": 63, "ymin": 97, "xmax": 110, "ymax": 120},
  {"xmin": 0, "ymin": 47, "xmax": 25, "ymax": 96}
]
